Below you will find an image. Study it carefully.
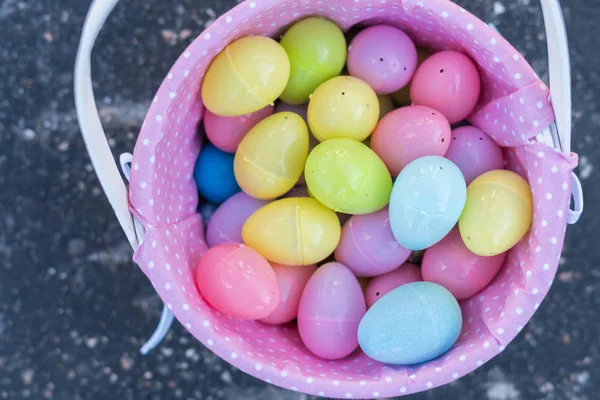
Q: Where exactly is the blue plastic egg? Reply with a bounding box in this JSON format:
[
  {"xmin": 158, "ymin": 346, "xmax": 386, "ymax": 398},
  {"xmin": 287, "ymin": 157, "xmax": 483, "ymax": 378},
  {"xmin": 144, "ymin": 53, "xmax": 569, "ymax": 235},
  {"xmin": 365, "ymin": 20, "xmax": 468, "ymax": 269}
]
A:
[
  {"xmin": 358, "ymin": 281, "xmax": 462, "ymax": 365},
  {"xmin": 194, "ymin": 144, "xmax": 240, "ymax": 204},
  {"xmin": 389, "ymin": 156, "xmax": 466, "ymax": 250}
]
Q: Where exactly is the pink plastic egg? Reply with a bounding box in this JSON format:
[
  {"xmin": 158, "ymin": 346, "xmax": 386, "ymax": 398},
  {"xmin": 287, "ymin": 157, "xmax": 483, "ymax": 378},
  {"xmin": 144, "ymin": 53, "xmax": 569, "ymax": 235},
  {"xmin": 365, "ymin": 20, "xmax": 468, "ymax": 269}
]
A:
[
  {"xmin": 445, "ymin": 126, "xmax": 505, "ymax": 185},
  {"xmin": 298, "ymin": 262, "xmax": 367, "ymax": 360},
  {"xmin": 335, "ymin": 208, "xmax": 411, "ymax": 277},
  {"xmin": 207, "ymin": 192, "xmax": 268, "ymax": 247},
  {"xmin": 195, "ymin": 243, "xmax": 280, "ymax": 319},
  {"xmin": 421, "ymin": 228, "xmax": 506, "ymax": 300},
  {"xmin": 371, "ymin": 105, "xmax": 451, "ymax": 176},
  {"xmin": 260, "ymin": 263, "xmax": 317, "ymax": 325},
  {"xmin": 347, "ymin": 25, "xmax": 417, "ymax": 94},
  {"xmin": 365, "ymin": 263, "xmax": 422, "ymax": 308},
  {"xmin": 204, "ymin": 106, "xmax": 274, "ymax": 153},
  {"xmin": 410, "ymin": 50, "xmax": 481, "ymax": 124}
]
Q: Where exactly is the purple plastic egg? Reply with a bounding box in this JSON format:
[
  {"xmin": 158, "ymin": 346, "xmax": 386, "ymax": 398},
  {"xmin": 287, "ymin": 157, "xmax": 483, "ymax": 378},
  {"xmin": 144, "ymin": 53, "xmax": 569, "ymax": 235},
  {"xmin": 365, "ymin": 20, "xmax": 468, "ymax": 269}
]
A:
[
  {"xmin": 207, "ymin": 192, "xmax": 268, "ymax": 247},
  {"xmin": 365, "ymin": 263, "xmax": 422, "ymax": 308},
  {"xmin": 204, "ymin": 106, "xmax": 274, "ymax": 153},
  {"xmin": 348, "ymin": 25, "xmax": 417, "ymax": 94},
  {"xmin": 410, "ymin": 50, "xmax": 481, "ymax": 124},
  {"xmin": 421, "ymin": 228, "xmax": 506, "ymax": 300},
  {"xmin": 445, "ymin": 126, "xmax": 504, "ymax": 185},
  {"xmin": 334, "ymin": 208, "xmax": 411, "ymax": 277},
  {"xmin": 298, "ymin": 262, "xmax": 367, "ymax": 360},
  {"xmin": 371, "ymin": 105, "xmax": 451, "ymax": 176}
]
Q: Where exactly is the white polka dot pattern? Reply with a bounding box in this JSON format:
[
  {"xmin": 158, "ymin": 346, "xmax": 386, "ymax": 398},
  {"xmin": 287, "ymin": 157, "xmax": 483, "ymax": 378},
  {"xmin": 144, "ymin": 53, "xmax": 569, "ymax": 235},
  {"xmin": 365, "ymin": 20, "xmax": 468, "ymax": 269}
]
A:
[{"xmin": 128, "ymin": 0, "xmax": 578, "ymax": 398}]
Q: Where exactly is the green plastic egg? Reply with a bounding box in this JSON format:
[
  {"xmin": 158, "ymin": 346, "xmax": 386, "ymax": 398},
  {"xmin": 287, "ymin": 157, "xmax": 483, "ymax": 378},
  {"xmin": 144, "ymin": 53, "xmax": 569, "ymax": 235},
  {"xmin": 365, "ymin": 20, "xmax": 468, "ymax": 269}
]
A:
[
  {"xmin": 305, "ymin": 138, "xmax": 393, "ymax": 214},
  {"xmin": 279, "ymin": 18, "xmax": 347, "ymax": 105},
  {"xmin": 202, "ymin": 36, "xmax": 290, "ymax": 117},
  {"xmin": 308, "ymin": 76, "xmax": 379, "ymax": 142}
]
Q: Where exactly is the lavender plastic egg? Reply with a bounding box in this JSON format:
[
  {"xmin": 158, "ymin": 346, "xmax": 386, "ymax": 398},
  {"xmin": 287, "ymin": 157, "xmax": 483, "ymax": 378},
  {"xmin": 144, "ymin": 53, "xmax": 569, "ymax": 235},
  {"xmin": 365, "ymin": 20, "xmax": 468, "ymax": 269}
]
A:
[
  {"xmin": 422, "ymin": 228, "xmax": 506, "ymax": 300},
  {"xmin": 335, "ymin": 208, "xmax": 411, "ymax": 277},
  {"xmin": 445, "ymin": 126, "xmax": 505, "ymax": 185},
  {"xmin": 347, "ymin": 25, "xmax": 417, "ymax": 94},
  {"xmin": 207, "ymin": 192, "xmax": 268, "ymax": 247},
  {"xmin": 298, "ymin": 262, "xmax": 367, "ymax": 360},
  {"xmin": 365, "ymin": 263, "xmax": 422, "ymax": 308}
]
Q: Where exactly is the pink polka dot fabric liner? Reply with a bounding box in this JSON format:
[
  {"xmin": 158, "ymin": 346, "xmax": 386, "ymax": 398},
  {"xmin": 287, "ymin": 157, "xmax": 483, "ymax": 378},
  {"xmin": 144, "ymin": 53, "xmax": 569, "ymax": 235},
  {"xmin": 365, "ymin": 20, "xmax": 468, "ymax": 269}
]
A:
[{"xmin": 128, "ymin": 0, "xmax": 578, "ymax": 398}]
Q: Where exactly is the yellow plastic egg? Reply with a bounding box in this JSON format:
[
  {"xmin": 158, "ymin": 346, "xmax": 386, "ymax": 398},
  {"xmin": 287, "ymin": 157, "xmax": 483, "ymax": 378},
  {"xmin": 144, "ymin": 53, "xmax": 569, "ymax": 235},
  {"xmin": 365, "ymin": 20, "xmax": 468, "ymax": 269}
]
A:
[
  {"xmin": 305, "ymin": 138, "xmax": 393, "ymax": 215},
  {"xmin": 202, "ymin": 36, "xmax": 290, "ymax": 117},
  {"xmin": 242, "ymin": 197, "xmax": 341, "ymax": 265},
  {"xmin": 235, "ymin": 112, "xmax": 309, "ymax": 200},
  {"xmin": 458, "ymin": 170, "xmax": 533, "ymax": 256},
  {"xmin": 308, "ymin": 76, "xmax": 379, "ymax": 142}
]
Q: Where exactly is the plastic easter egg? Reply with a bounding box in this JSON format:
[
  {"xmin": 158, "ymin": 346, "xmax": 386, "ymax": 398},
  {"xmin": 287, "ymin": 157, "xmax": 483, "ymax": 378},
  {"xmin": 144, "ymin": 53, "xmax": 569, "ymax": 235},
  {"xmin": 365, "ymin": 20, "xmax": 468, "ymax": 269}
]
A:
[
  {"xmin": 389, "ymin": 156, "xmax": 467, "ymax": 250},
  {"xmin": 410, "ymin": 50, "xmax": 481, "ymax": 123},
  {"xmin": 445, "ymin": 126, "xmax": 504, "ymax": 185},
  {"xmin": 195, "ymin": 244, "xmax": 280, "ymax": 319},
  {"xmin": 194, "ymin": 144, "xmax": 240, "ymax": 204},
  {"xmin": 308, "ymin": 76, "xmax": 379, "ymax": 142},
  {"xmin": 204, "ymin": 106, "xmax": 274, "ymax": 153},
  {"xmin": 422, "ymin": 228, "xmax": 505, "ymax": 300},
  {"xmin": 459, "ymin": 170, "xmax": 533, "ymax": 256},
  {"xmin": 260, "ymin": 264, "xmax": 317, "ymax": 325},
  {"xmin": 391, "ymin": 48, "xmax": 431, "ymax": 106},
  {"xmin": 279, "ymin": 17, "xmax": 347, "ymax": 105},
  {"xmin": 334, "ymin": 208, "xmax": 411, "ymax": 277},
  {"xmin": 206, "ymin": 192, "xmax": 268, "ymax": 247},
  {"xmin": 298, "ymin": 262, "xmax": 367, "ymax": 360},
  {"xmin": 305, "ymin": 139, "xmax": 393, "ymax": 214},
  {"xmin": 347, "ymin": 25, "xmax": 417, "ymax": 94},
  {"xmin": 365, "ymin": 263, "xmax": 422, "ymax": 308},
  {"xmin": 242, "ymin": 198, "xmax": 341, "ymax": 265},
  {"xmin": 202, "ymin": 36, "xmax": 290, "ymax": 117},
  {"xmin": 372, "ymin": 105, "xmax": 451, "ymax": 176},
  {"xmin": 234, "ymin": 112, "xmax": 309, "ymax": 200},
  {"xmin": 358, "ymin": 282, "xmax": 462, "ymax": 364},
  {"xmin": 377, "ymin": 95, "xmax": 395, "ymax": 120}
]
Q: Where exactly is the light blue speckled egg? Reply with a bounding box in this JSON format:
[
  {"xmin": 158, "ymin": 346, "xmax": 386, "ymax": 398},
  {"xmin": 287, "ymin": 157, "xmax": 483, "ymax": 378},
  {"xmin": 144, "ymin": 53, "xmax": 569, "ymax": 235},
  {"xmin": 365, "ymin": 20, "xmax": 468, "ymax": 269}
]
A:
[
  {"xmin": 389, "ymin": 156, "xmax": 466, "ymax": 251},
  {"xmin": 358, "ymin": 281, "xmax": 462, "ymax": 365}
]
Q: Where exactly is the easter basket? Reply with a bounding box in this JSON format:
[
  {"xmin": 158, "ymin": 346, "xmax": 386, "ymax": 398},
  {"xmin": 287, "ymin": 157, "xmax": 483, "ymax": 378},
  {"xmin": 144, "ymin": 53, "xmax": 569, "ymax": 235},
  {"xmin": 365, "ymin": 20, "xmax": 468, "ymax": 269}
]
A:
[{"xmin": 75, "ymin": 0, "xmax": 584, "ymax": 398}]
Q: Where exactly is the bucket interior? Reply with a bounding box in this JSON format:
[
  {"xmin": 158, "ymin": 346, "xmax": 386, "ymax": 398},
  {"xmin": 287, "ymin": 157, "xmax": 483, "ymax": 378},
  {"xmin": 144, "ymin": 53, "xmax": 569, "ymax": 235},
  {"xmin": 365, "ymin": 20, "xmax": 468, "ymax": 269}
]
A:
[{"xmin": 128, "ymin": 0, "xmax": 575, "ymax": 397}]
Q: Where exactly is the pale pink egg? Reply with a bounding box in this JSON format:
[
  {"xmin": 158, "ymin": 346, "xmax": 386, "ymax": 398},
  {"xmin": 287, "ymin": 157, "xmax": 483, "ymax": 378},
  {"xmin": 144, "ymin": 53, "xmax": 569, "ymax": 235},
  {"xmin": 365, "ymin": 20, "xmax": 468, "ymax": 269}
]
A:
[
  {"xmin": 260, "ymin": 264, "xmax": 317, "ymax": 325},
  {"xmin": 371, "ymin": 105, "xmax": 451, "ymax": 176},
  {"xmin": 195, "ymin": 243, "xmax": 280, "ymax": 319},
  {"xmin": 410, "ymin": 50, "xmax": 481, "ymax": 124},
  {"xmin": 364, "ymin": 263, "xmax": 422, "ymax": 308},
  {"xmin": 204, "ymin": 105, "xmax": 274, "ymax": 153},
  {"xmin": 298, "ymin": 262, "xmax": 367, "ymax": 360},
  {"xmin": 421, "ymin": 228, "xmax": 506, "ymax": 300}
]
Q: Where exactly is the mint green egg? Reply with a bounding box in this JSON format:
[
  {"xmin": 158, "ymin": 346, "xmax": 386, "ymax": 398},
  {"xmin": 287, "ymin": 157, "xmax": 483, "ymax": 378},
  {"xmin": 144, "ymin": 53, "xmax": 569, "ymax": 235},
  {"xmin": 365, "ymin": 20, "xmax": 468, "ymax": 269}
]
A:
[
  {"xmin": 279, "ymin": 17, "xmax": 347, "ymax": 105},
  {"xmin": 305, "ymin": 139, "xmax": 393, "ymax": 215}
]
